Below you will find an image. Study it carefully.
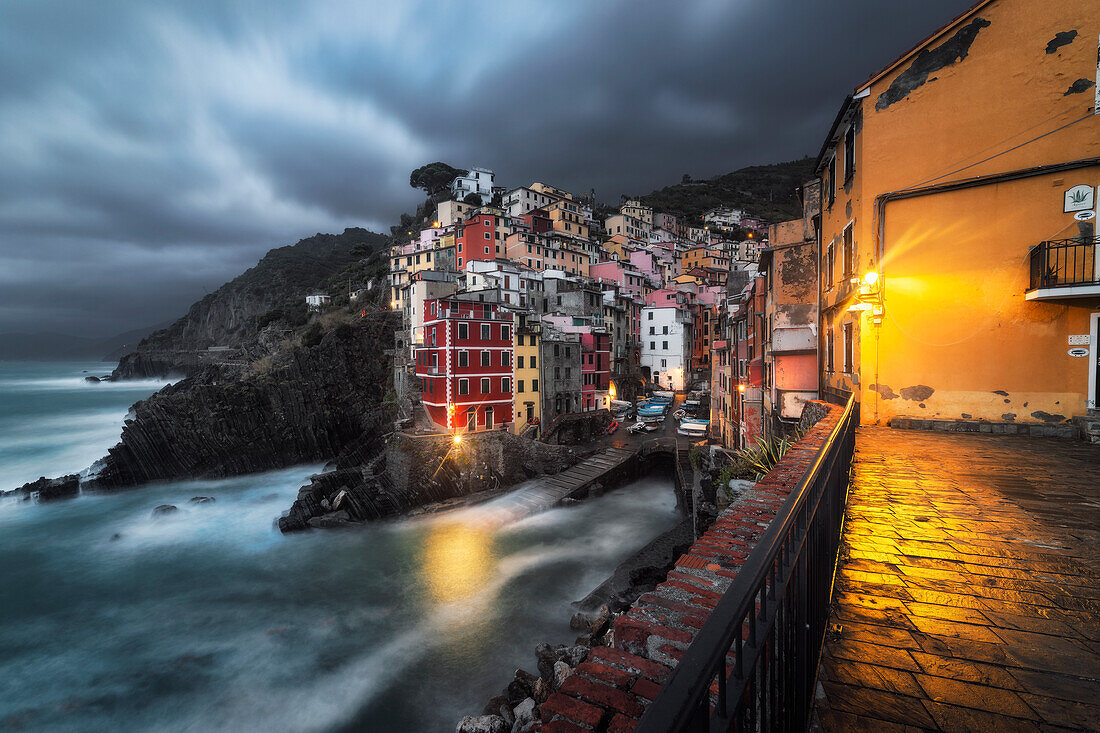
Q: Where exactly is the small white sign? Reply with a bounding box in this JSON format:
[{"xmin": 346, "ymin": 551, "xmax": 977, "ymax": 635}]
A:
[
  {"xmin": 1068, "ymin": 347, "xmax": 1089, "ymax": 357},
  {"xmin": 1064, "ymin": 184, "xmax": 1095, "ymax": 212},
  {"xmin": 1069, "ymin": 334, "xmax": 1091, "ymax": 345},
  {"xmin": 1075, "ymin": 210, "xmax": 1096, "ymax": 221}
]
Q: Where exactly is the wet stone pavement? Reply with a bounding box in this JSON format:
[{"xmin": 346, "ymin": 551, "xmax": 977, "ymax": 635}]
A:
[{"xmin": 813, "ymin": 428, "xmax": 1100, "ymax": 732}]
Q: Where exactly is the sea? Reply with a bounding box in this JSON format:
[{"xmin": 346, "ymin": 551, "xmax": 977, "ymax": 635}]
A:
[{"xmin": 0, "ymin": 361, "xmax": 680, "ymax": 732}]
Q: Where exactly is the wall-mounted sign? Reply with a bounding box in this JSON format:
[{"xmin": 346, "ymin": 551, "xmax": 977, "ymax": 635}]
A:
[
  {"xmin": 1068, "ymin": 347, "xmax": 1089, "ymax": 357},
  {"xmin": 1069, "ymin": 334, "xmax": 1092, "ymax": 345},
  {"xmin": 1064, "ymin": 184, "xmax": 1095, "ymax": 212},
  {"xmin": 1075, "ymin": 210, "xmax": 1096, "ymax": 221}
]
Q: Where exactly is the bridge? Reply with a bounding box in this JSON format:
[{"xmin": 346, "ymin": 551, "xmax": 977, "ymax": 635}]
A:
[{"xmin": 534, "ymin": 399, "xmax": 1100, "ymax": 731}]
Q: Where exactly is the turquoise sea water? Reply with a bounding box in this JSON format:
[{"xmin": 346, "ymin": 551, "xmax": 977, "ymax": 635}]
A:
[{"xmin": 0, "ymin": 362, "xmax": 679, "ymax": 732}]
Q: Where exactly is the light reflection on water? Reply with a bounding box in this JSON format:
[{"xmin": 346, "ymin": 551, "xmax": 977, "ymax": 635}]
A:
[{"xmin": 0, "ymin": 362, "xmax": 681, "ymax": 732}]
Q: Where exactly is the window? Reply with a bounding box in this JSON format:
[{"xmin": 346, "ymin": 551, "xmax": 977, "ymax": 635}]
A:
[
  {"xmin": 458, "ymin": 378, "xmax": 469, "ymax": 395},
  {"xmin": 663, "ymin": 326, "xmax": 669, "ymax": 335},
  {"xmin": 532, "ymin": 379, "xmax": 538, "ymax": 391},
  {"xmin": 517, "ymin": 355, "xmax": 524, "ymax": 369},
  {"xmin": 484, "ymin": 232, "xmax": 491, "ymax": 240},
  {"xmin": 826, "ymin": 328, "xmax": 835, "ymax": 372},
  {"xmin": 481, "ymin": 378, "xmax": 491, "ymax": 394},
  {"xmin": 484, "ymin": 247, "xmax": 490, "ymax": 254},
  {"xmin": 844, "ymin": 125, "xmax": 855, "ymax": 182},
  {"xmin": 458, "ymin": 322, "xmax": 468, "ymax": 340},
  {"xmin": 565, "ymin": 367, "xmax": 571, "ymax": 378},
  {"xmin": 501, "ymin": 351, "xmax": 510, "ymax": 366},
  {"xmin": 842, "ymin": 322, "xmax": 853, "ymax": 373},
  {"xmin": 842, "ymin": 224, "xmax": 854, "ymax": 277},
  {"xmin": 827, "ymin": 157, "xmax": 836, "ymax": 207},
  {"xmin": 662, "ymin": 341, "xmax": 668, "ymax": 350},
  {"xmin": 530, "ymin": 356, "xmax": 537, "ymax": 369},
  {"xmin": 825, "ymin": 243, "xmax": 835, "ymax": 289},
  {"xmin": 481, "ymin": 351, "xmax": 491, "ymax": 367},
  {"xmin": 481, "ymin": 324, "xmax": 490, "ymax": 340},
  {"xmin": 661, "ymin": 358, "xmax": 667, "ymax": 368},
  {"xmin": 517, "ymin": 380, "xmax": 525, "ymax": 393},
  {"xmin": 649, "ymin": 326, "xmax": 655, "ymax": 335},
  {"xmin": 648, "ymin": 311, "xmax": 653, "ymax": 320},
  {"xmin": 565, "ymin": 347, "xmax": 571, "ymax": 358},
  {"xmin": 501, "ymin": 325, "xmax": 510, "ymax": 341},
  {"xmin": 458, "ymin": 351, "xmax": 469, "ymax": 367},
  {"xmin": 650, "ymin": 341, "xmax": 656, "ymax": 350},
  {"xmin": 555, "ymin": 366, "xmax": 561, "ymax": 379},
  {"xmin": 502, "ymin": 377, "xmax": 510, "ymax": 393}
]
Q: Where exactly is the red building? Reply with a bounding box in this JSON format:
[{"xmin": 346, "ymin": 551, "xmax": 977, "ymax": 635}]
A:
[
  {"xmin": 415, "ymin": 295, "xmax": 514, "ymax": 431},
  {"xmin": 732, "ymin": 278, "xmax": 765, "ymax": 448},
  {"xmin": 580, "ymin": 330, "xmax": 611, "ymax": 411},
  {"xmin": 456, "ymin": 212, "xmax": 504, "ymax": 270}
]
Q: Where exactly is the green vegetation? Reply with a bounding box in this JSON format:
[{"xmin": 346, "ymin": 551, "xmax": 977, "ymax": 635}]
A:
[
  {"xmin": 409, "ymin": 162, "xmax": 466, "ymax": 197},
  {"xmin": 736, "ymin": 432, "xmax": 802, "ymax": 480},
  {"xmin": 638, "ymin": 157, "xmax": 815, "ymax": 224}
]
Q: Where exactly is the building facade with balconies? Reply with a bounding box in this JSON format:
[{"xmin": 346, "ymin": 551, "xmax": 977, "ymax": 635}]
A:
[{"xmin": 414, "ymin": 294, "xmax": 514, "ymax": 432}]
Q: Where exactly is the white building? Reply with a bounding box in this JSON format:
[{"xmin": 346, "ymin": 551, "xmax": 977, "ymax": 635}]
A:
[
  {"xmin": 640, "ymin": 305, "xmax": 693, "ymax": 391},
  {"xmin": 305, "ymin": 294, "xmax": 331, "ymax": 310},
  {"xmin": 502, "ymin": 186, "xmax": 558, "ymax": 218},
  {"xmin": 462, "ymin": 259, "xmax": 536, "ymax": 308},
  {"xmin": 451, "ymin": 167, "xmax": 495, "ymax": 202},
  {"xmin": 703, "ymin": 206, "xmax": 744, "ymax": 228}
]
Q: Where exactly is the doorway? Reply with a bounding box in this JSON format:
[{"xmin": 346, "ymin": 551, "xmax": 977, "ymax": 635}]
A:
[{"xmin": 1090, "ymin": 312, "xmax": 1099, "ymax": 411}]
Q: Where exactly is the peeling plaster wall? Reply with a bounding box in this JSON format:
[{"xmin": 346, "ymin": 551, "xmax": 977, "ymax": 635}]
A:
[{"xmin": 817, "ymin": 0, "xmax": 1100, "ymax": 426}]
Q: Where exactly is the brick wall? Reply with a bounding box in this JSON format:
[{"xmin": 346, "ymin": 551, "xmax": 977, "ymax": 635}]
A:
[{"xmin": 536, "ymin": 400, "xmax": 843, "ymax": 731}]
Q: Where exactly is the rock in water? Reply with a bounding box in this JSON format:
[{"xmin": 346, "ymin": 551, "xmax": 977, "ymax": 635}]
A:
[
  {"xmin": 83, "ymin": 376, "xmax": 100, "ymax": 383},
  {"xmin": 151, "ymin": 504, "xmax": 179, "ymax": 518},
  {"xmin": 552, "ymin": 661, "xmax": 572, "ymax": 690},
  {"xmin": 511, "ymin": 699, "xmax": 536, "ymax": 732},
  {"xmin": 189, "ymin": 496, "xmax": 215, "ymax": 504},
  {"xmin": 4, "ymin": 475, "xmax": 80, "ymax": 502},
  {"xmin": 455, "ymin": 714, "xmax": 507, "ymax": 733}
]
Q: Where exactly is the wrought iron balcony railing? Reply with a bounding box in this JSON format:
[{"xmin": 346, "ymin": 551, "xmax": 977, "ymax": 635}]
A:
[{"xmin": 1028, "ymin": 236, "xmax": 1099, "ymax": 292}]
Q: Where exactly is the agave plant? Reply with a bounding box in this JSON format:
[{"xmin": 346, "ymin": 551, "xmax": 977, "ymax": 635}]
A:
[
  {"xmin": 735, "ymin": 431, "xmax": 802, "ymax": 480},
  {"xmin": 1070, "ymin": 189, "xmax": 1089, "ymax": 205}
]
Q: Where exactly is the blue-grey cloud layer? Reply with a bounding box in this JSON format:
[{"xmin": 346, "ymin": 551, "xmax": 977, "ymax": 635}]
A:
[{"xmin": 0, "ymin": 0, "xmax": 972, "ymax": 336}]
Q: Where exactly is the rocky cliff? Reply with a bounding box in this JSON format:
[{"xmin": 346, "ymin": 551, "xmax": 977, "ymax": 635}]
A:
[
  {"xmin": 113, "ymin": 227, "xmax": 388, "ymax": 378},
  {"xmin": 86, "ymin": 315, "xmax": 398, "ymax": 490},
  {"xmin": 278, "ymin": 430, "xmax": 584, "ymax": 531}
]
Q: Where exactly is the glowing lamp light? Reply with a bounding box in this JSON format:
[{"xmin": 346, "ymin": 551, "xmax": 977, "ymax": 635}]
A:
[
  {"xmin": 737, "ymin": 384, "xmax": 746, "ymax": 393},
  {"xmin": 862, "ymin": 271, "xmax": 880, "ymax": 286},
  {"xmin": 453, "ymin": 434, "xmax": 462, "ymax": 445}
]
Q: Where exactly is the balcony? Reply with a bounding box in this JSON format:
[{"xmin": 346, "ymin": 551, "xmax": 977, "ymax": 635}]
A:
[{"xmin": 1026, "ymin": 236, "xmax": 1100, "ymax": 300}]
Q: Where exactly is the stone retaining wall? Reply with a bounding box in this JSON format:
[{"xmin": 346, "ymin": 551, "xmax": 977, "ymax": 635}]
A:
[
  {"xmin": 889, "ymin": 416, "xmax": 1077, "ymax": 439},
  {"xmin": 534, "ymin": 401, "xmax": 844, "ymax": 732}
]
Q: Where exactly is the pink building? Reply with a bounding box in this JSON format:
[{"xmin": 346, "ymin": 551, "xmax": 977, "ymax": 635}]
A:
[{"xmin": 589, "ymin": 261, "xmax": 649, "ymax": 298}]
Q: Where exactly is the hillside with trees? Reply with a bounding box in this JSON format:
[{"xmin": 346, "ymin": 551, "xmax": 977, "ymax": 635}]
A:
[{"xmin": 638, "ymin": 157, "xmax": 815, "ymax": 224}]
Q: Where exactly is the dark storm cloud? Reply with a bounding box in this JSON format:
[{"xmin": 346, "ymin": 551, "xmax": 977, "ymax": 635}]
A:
[{"xmin": 0, "ymin": 0, "xmax": 974, "ymax": 336}]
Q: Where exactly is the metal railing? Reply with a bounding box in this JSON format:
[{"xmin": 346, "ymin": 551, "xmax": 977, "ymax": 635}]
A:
[
  {"xmin": 1028, "ymin": 236, "xmax": 1099, "ymax": 290},
  {"xmin": 636, "ymin": 395, "xmax": 858, "ymax": 733}
]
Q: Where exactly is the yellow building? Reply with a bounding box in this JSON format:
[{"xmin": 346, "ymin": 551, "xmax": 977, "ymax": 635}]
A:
[
  {"xmin": 621, "ymin": 200, "xmax": 653, "ymax": 227},
  {"xmin": 816, "ymin": 0, "xmax": 1100, "ymax": 431},
  {"xmin": 513, "ymin": 318, "xmax": 541, "ymax": 431},
  {"xmin": 389, "ymin": 234, "xmax": 456, "ymax": 307},
  {"xmin": 681, "ymin": 246, "xmax": 730, "ymax": 273},
  {"xmin": 547, "ymin": 199, "xmax": 589, "ymax": 239}
]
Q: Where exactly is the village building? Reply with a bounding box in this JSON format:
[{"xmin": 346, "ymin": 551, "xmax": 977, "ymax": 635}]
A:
[{"xmin": 815, "ymin": 0, "xmax": 1099, "ymax": 430}]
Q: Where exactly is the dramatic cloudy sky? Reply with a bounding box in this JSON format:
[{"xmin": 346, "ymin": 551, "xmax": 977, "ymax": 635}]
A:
[{"xmin": 0, "ymin": 0, "xmax": 974, "ymax": 337}]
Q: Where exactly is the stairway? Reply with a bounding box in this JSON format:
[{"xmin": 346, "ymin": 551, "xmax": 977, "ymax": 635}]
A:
[{"xmin": 1071, "ymin": 409, "xmax": 1100, "ymax": 443}]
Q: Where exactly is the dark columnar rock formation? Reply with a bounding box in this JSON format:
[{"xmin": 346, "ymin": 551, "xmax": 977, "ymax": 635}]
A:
[{"xmin": 87, "ymin": 316, "xmax": 398, "ymax": 490}]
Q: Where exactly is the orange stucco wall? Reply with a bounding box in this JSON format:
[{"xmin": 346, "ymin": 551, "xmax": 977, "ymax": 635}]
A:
[{"xmin": 819, "ymin": 0, "xmax": 1100, "ymax": 426}]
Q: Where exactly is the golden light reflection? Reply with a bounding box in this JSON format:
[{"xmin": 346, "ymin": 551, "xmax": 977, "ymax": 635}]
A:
[{"xmin": 420, "ymin": 522, "xmax": 495, "ymax": 603}]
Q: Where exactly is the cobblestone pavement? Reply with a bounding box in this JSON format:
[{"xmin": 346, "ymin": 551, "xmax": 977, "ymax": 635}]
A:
[{"xmin": 813, "ymin": 428, "xmax": 1100, "ymax": 732}]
